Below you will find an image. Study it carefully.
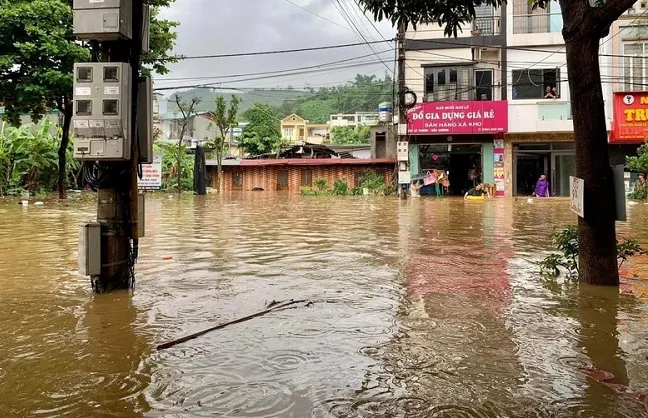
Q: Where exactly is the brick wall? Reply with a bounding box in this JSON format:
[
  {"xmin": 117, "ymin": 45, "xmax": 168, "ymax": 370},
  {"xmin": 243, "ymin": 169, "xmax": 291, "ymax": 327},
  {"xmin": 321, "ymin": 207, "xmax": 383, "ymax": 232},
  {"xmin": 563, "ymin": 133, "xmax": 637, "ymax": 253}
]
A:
[{"xmin": 209, "ymin": 164, "xmax": 394, "ymax": 193}]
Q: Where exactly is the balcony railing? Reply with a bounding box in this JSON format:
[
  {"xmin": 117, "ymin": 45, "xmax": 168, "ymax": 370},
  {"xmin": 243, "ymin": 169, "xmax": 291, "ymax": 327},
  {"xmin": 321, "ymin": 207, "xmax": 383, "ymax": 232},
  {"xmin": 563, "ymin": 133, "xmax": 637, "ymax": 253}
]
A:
[
  {"xmin": 424, "ymin": 89, "xmax": 494, "ymax": 102},
  {"xmin": 471, "ymin": 17, "xmax": 500, "ymax": 36},
  {"xmin": 537, "ymin": 102, "xmax": 572, "ymax": 120},
  {"xmin": 513, "ymin": 12, "xmax": 562, "ymax": 34}
]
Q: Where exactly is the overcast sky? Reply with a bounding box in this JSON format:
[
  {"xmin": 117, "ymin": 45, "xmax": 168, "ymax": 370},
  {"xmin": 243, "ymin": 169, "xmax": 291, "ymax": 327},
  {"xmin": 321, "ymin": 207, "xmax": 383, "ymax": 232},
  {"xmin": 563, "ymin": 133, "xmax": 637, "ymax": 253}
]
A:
[{"xmin": 154, "ymin": 0, "xmax": 396, "ymax": 93}]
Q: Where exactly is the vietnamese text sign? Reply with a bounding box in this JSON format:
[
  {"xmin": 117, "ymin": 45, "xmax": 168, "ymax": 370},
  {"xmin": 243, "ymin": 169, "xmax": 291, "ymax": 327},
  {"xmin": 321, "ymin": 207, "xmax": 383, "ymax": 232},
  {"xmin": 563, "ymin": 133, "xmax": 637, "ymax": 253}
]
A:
[
  {"xmin": 570, "ymin": 176, "xmax": 584, "ymax": 218},
  {"xmin": 611, "ymin": 92, "xmax": 648, "ymax": 143},
  {"xmin": 493, "ymin": 139, "xmax": 505, "ymax": 197},
  {"xmin": 138, "ymin": 152, "xmax": 163, "ymax": 190},
  {"xmin": 407, "ymin": 100, "xmax": 508, "ymax": 135}
]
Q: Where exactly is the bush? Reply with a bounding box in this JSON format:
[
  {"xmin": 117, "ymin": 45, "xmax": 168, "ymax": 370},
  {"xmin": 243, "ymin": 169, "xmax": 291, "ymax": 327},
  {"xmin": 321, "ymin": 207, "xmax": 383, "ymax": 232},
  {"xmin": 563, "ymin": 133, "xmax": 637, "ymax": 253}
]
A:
[
  {"xmin": 332, "ymin": 179, "xmax": 349, "ymax": 195},
  {"xmin": 629, "ymin": 188, "xmax": 646, "ymax": 200},
  {"xmin": 539, "ymin": 225, "xmax": 645, "ymax": 277},
  {"xmin": 314, "ymin": 178, "xmax": 328, "ymax": 192}
]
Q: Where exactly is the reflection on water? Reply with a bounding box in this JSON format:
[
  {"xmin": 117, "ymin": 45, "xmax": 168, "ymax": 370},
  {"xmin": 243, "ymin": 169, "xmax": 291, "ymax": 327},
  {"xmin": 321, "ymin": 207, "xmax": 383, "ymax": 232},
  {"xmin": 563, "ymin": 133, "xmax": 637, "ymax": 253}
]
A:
[{"xmin": 1, "ymin": 194, "xmax": 648, "ymax": 417}]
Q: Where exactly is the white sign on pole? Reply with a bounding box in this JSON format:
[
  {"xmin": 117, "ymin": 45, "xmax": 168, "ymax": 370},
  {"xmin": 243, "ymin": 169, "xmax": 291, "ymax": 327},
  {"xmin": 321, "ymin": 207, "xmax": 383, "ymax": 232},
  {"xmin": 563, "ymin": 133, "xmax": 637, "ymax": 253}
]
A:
[
  {"xmin": 138, "ymin": 152, "xmax": 163, "ymax": 190},
  {"xmin": 570, "ymin": 176, "xmax": 584, "ymax": 218}
]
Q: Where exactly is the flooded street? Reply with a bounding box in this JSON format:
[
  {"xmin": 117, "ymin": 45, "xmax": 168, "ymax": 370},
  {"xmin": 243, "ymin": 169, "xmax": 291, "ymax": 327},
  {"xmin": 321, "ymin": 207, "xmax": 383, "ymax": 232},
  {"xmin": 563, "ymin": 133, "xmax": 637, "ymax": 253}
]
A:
[{"xmin": 1, "ymin": 194, "xmax": 648, "ymax": 417}]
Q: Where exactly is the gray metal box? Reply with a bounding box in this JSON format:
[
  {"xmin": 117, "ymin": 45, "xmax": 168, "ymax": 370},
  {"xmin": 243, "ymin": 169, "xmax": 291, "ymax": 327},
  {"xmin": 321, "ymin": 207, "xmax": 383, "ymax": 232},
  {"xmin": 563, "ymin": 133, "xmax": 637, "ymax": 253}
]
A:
[
  {"xmin": 137, "ymin": 194, "xmax": 145, "ymax": 238},
  {"xmin": 79, "ymin": 222, "xmax": 101, "ymax": 276},
  {"xmin": 142, "ymin": 4, "xmax": 150, "ymax": 53},
  {"xmin": 137, "ymin": 77, "xmax": 153, "ymax": 164},
  {"xmin": 73, "ymin": 0, "xmax": 133, "ymax": 41},
  {"xmin": 72, "ymin": 62, "xmax": 132, "ymax": 161}
]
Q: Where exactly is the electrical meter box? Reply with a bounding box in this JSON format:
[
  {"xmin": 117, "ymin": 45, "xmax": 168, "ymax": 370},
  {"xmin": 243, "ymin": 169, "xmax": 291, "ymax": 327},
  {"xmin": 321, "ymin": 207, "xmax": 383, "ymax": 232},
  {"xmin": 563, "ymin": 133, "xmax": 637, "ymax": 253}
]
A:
[
  {"xmin": 73, "ymin": 0, "xmax": 133, "ymax": 41},
  {"xmin": 137, "ymin": 77, "xmax": 153, "ymax": 164},
  {"xmin": 72, "ymin": 62, "xmax": 132, "ymax": 161}
]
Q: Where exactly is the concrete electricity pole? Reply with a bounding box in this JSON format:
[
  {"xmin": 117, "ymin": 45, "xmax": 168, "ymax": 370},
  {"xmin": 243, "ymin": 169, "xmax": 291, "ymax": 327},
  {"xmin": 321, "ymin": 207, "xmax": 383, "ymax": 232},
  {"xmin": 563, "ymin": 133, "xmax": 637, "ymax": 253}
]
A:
[
  {"xmin": 74, "ymin": 0, "xmax": 152, "ymax": 292},
  {"xmin": 396, "ymin": 23, "xmax": 410, "ymax": 199}
]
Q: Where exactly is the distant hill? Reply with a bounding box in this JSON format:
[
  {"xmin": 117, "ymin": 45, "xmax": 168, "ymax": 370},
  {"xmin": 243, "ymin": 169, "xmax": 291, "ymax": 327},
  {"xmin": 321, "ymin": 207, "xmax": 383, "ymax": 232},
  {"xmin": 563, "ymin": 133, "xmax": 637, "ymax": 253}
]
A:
[{"xmin": 164, "ymin": 88, "xmax": 309, "ymax": 115}]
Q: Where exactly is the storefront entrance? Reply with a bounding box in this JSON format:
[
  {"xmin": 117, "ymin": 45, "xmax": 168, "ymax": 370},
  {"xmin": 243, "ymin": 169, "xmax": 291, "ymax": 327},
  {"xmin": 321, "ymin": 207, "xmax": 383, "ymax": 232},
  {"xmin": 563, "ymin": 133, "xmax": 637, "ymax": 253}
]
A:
[
  {"xmin": 513, "ymin": 143, "xmax": 575, "ymax": 197},
  {"xmin": 418, "ymin": 144, "xmax": 482, "ymax": 196}
]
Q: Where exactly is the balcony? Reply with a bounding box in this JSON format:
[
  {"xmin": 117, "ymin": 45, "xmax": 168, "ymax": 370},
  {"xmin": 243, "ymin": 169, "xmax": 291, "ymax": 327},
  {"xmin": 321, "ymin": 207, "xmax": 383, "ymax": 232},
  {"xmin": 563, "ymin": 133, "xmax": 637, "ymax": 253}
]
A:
[
  {"xmin": 471, "ymin": 16, "xmax": 500, "ymax": 36},
  {"xmin": 509, "ymin": 101, "xmax": 573, "ymax": 133},
  {"xmin": 513, "ymin": 12, "xmax": 563, "ymax": 34}
]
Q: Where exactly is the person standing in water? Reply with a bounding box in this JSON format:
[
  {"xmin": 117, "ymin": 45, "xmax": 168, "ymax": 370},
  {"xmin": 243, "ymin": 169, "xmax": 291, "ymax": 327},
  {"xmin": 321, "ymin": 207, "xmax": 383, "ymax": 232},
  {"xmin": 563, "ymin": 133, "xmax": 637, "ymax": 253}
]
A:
[{"xmin": 533, "ymin": 174, "xmax": 550, "ymax": 197}]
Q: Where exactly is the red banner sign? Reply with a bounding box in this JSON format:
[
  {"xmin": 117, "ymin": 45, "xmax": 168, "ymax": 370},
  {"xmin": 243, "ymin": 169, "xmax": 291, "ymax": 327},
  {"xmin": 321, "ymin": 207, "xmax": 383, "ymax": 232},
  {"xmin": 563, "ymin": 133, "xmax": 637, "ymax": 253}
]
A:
[
  {"xmin": 611, "ymin": 92, "xmax": 648, "ymax": 143},
  {"xmin": 407, "ymin": 100, "xmax": 508, "ymax": 135}
]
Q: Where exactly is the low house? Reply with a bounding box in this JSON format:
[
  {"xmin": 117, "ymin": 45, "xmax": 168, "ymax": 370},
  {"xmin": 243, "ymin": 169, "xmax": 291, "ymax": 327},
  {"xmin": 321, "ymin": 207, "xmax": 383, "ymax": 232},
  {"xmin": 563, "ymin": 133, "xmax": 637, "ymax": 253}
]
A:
[
  {"xmin": 206, "ymin": 144, "xmax": 395, "ymax": 192},
  {"xmin": 280, "ymin": 114, "xmax": 331, "ymax": 144}
]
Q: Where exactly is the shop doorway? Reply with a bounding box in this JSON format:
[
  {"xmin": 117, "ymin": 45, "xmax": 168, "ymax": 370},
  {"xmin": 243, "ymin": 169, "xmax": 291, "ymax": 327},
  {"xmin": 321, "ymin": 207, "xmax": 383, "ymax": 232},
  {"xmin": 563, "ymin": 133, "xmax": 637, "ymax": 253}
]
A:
[
  {"xmin": 513, "ymin": 143, "xmax": 575, "ymax": 197},
  {"xmin": 418, "ymin": 144, "xmax": 482, "ymax": 196},
  {"xmin": 515, "ymin": 153, "xmax": 549, "ymax": 196}
]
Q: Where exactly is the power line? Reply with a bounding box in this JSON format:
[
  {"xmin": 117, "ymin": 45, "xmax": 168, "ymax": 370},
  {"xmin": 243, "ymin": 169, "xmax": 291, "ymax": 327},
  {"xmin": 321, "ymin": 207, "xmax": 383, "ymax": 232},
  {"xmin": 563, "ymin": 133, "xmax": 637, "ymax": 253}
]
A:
[
  {"xmin": 180, "ymin": 40, "xmax": 393, "ymax": 60},
  {"xmin": 282, "ymin": 0, "xmax": 353, "ymax": 32},
  {"xmin": 153, "ymin": 60, "xmax": 393, "ymax": 91},
  {"xmin": 153, "ymin": 50, "xmax": 395, "ymax": 83}
]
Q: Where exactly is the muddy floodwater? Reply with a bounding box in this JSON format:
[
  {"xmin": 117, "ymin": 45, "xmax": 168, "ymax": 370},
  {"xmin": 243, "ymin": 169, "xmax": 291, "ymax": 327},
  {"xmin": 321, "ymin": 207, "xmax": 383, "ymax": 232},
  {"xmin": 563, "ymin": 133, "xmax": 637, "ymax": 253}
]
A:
[{"xmin": 1, "ymin": 194, "xmax": 648, "ymax": 417}]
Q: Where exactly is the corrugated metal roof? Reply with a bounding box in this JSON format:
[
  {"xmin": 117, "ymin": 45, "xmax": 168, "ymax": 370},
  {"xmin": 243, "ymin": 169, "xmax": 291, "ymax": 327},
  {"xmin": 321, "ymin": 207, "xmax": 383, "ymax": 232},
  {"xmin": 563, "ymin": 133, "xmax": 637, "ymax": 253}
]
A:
[
  {"xmin": 205, "ymin": 159, "xmax": 242, "ymax": 166},
  {"xmin": 238, "ymin": 158, "xmax": 395, "ymax": 167}
]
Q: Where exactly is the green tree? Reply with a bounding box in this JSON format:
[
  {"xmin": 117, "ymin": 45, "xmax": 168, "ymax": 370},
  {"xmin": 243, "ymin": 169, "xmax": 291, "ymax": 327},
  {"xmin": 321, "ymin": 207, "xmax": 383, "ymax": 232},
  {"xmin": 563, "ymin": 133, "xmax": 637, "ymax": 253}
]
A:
[
  {"xmin": 331, "ymin": 125, "xmax": 371, "ymax": 144},
  {"xmin": 626, "ymin": 141, "xmax": 648, "ymax": 199},
  {"xmin": 209, "ymin": 95, "xmax": 240, "ymax": 193},
  {"xmin": 239, "ymin": 104, "xmax": 283, "ymax": 156},
  {"xmin": 173, "ymin": 96, "xmax": 199, "ymax": 193},
  {"xmin": 277, "ymin": 73, "xmax": 394, "ymax": 123},
  {"xmin": 358, "ymin": 0, "xmax": 632, "ymax": 287},
  {"xmin": 0, "ymin": 0, "xmax": 180, "ymax": 199}
]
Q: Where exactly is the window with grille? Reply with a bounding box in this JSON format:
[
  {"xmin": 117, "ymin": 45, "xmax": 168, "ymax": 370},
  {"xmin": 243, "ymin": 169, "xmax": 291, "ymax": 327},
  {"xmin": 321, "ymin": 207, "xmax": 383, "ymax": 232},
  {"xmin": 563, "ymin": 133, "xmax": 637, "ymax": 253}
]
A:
[
  {"xmin": 301, "ymin": 169, "xmax": 313, "ymax": 187},
  {"xmin": 232, "ymin": 171, "xmax": 243, "ymax": 189},
  {"xmin": 277, "ymin": 170, "xmax": 289, "ymax": 190},
  {"xmin": 512, "ymin": 68, "xmax": 561, "ymax": 99},
  {"xmin": 283, "ymin": 128, "xmax": 294, "ymax": 138},
  {"xmin": 424, "ymin": 66, "xmax": 472, "ymax": 101},
  {"xmin": 623, "ymin": 42, "xmax": 647, "ymax": 91}
]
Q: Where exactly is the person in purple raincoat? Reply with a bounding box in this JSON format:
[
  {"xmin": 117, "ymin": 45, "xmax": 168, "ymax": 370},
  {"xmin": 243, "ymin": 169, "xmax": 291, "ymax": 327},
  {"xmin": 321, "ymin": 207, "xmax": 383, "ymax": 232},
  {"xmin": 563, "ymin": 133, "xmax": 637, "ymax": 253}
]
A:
[{"xmin": 533, "ymin": 174, "xmax": 550, "ymax": 197}]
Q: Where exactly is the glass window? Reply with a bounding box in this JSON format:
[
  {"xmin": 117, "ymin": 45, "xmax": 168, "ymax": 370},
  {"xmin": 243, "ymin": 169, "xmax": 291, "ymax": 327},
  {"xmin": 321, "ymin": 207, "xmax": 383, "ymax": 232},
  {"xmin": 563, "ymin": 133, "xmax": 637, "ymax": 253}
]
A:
[
  {"xmin": 77, "ymin": 67, "xmax": 92, "ymax": 82},
  {"xmin": 301, "ymin": 169, "xmax": 313, "ymax": 187},
  {"xmin": 623, "ymin": 42, "xmax": 646, "ymax": 91},
  {"xmin": 232, "ymin": 171, "xmax": 243, "ymax": 189},
  {"xmin": 423, "ymin": 66, "xmax": 473, "ymax": 101},
  {"xmin": 103, "ymin": 66, "xmax": 119, "ymax": 82},
  {"xmin": 277, "ymin": 170, "xmax": 289, "ymax": 189},
  {"xmin": 512, "ymin": 68, "xmax": 561, "ymax": 99}
]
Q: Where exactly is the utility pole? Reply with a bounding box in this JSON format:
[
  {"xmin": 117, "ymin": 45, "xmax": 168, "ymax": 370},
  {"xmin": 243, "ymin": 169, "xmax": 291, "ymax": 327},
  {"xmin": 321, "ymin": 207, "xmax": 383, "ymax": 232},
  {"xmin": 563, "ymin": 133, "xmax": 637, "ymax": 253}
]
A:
[
  {"xmin": 74, "ymin": 0, "xmax": 151, "ymax": 292},
  {"xmin": 396, "ymin": 23, "xmax": 410, "ymax": 200}
]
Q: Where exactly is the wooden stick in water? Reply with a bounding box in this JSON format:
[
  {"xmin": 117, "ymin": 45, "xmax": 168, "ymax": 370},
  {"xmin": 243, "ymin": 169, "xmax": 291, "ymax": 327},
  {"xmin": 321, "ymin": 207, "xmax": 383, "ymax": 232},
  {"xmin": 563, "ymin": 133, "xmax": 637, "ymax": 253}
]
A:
[{"xmin": 156, "ymin": 299, "xmax": 310, "ymax": 350}]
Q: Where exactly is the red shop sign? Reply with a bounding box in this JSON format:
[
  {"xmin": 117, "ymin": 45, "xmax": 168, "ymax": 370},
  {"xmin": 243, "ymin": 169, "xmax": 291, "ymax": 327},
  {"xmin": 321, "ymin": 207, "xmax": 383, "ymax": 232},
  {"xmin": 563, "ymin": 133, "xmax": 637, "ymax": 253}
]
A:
[
  {"xmin": 611, "ymin": 92, "xmax": 648, "ymax": 144},
  {"xmin": 407, "ymin": 100, "xmax": 508, "ymax": 135}
]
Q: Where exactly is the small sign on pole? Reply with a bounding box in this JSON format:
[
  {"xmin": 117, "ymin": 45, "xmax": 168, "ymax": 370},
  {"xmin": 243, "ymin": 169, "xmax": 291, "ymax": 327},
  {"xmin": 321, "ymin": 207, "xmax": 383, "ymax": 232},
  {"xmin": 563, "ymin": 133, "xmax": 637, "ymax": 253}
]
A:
[
  {"xmin": 138, "ymin": 152, "xmax": 163, "ymax": 190},
  {"xmin": 398, "ymin": 170, "xmax": 411, "ymax": 184},
  {"xmin": 570, "ymin": 176, "xmax": 584, "ymax": 218}
]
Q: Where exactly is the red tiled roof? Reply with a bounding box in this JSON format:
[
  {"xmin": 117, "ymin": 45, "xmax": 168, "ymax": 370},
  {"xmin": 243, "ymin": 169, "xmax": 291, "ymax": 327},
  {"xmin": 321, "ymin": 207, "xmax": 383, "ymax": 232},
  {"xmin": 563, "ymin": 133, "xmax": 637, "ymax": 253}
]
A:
[{"xmin": 239, "ymin": 158, "xmax": 396, "ymax": 167}]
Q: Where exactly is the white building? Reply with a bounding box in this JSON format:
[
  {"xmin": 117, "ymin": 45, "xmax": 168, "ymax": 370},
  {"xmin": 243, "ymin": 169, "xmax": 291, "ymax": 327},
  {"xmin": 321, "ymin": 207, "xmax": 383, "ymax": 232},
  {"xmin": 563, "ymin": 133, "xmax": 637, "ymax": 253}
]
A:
[{"xmin": 402, "ymin": 1, "xmax": 644, "ymax": 197}]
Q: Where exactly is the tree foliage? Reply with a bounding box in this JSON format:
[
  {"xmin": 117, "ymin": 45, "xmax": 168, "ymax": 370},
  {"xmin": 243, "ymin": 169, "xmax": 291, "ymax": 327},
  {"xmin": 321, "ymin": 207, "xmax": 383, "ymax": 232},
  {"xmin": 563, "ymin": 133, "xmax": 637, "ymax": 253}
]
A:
[
  {"xmin": 331, "ymin": 125, "xmax": 371, "ymax": 144},
  {"xmin": 209, "ymin": 95, "xmax": 240, "ymax": 192},
  {"xmin": 174, "ymin": 97, "xmax": 199, "ymax": 193},
  {"xmin": 275, "ymin": 74, "xmax": 393, "ymax": 123},
  {"xmin": 626, "ymin": 141, "xmax": 648, "ymax": 175},
  {"xmin": 0, "ymin": 0, "xmax": 180, "ymax": 198},
  {"xmin": 239, "ymin": 104, "xmax": 283, "ymax": 156},
  {"xmin": 0, "ymin": 119, "xmax": 79, "ymax": 195}
]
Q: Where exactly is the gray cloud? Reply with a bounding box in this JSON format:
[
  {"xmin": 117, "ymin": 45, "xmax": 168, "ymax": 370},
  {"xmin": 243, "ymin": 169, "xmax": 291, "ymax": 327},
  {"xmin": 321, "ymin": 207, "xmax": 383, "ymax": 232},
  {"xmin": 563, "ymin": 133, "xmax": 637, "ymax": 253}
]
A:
[{"xmin": 155, "ymin": 0, "xmax": 395, "ymax": 92}]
